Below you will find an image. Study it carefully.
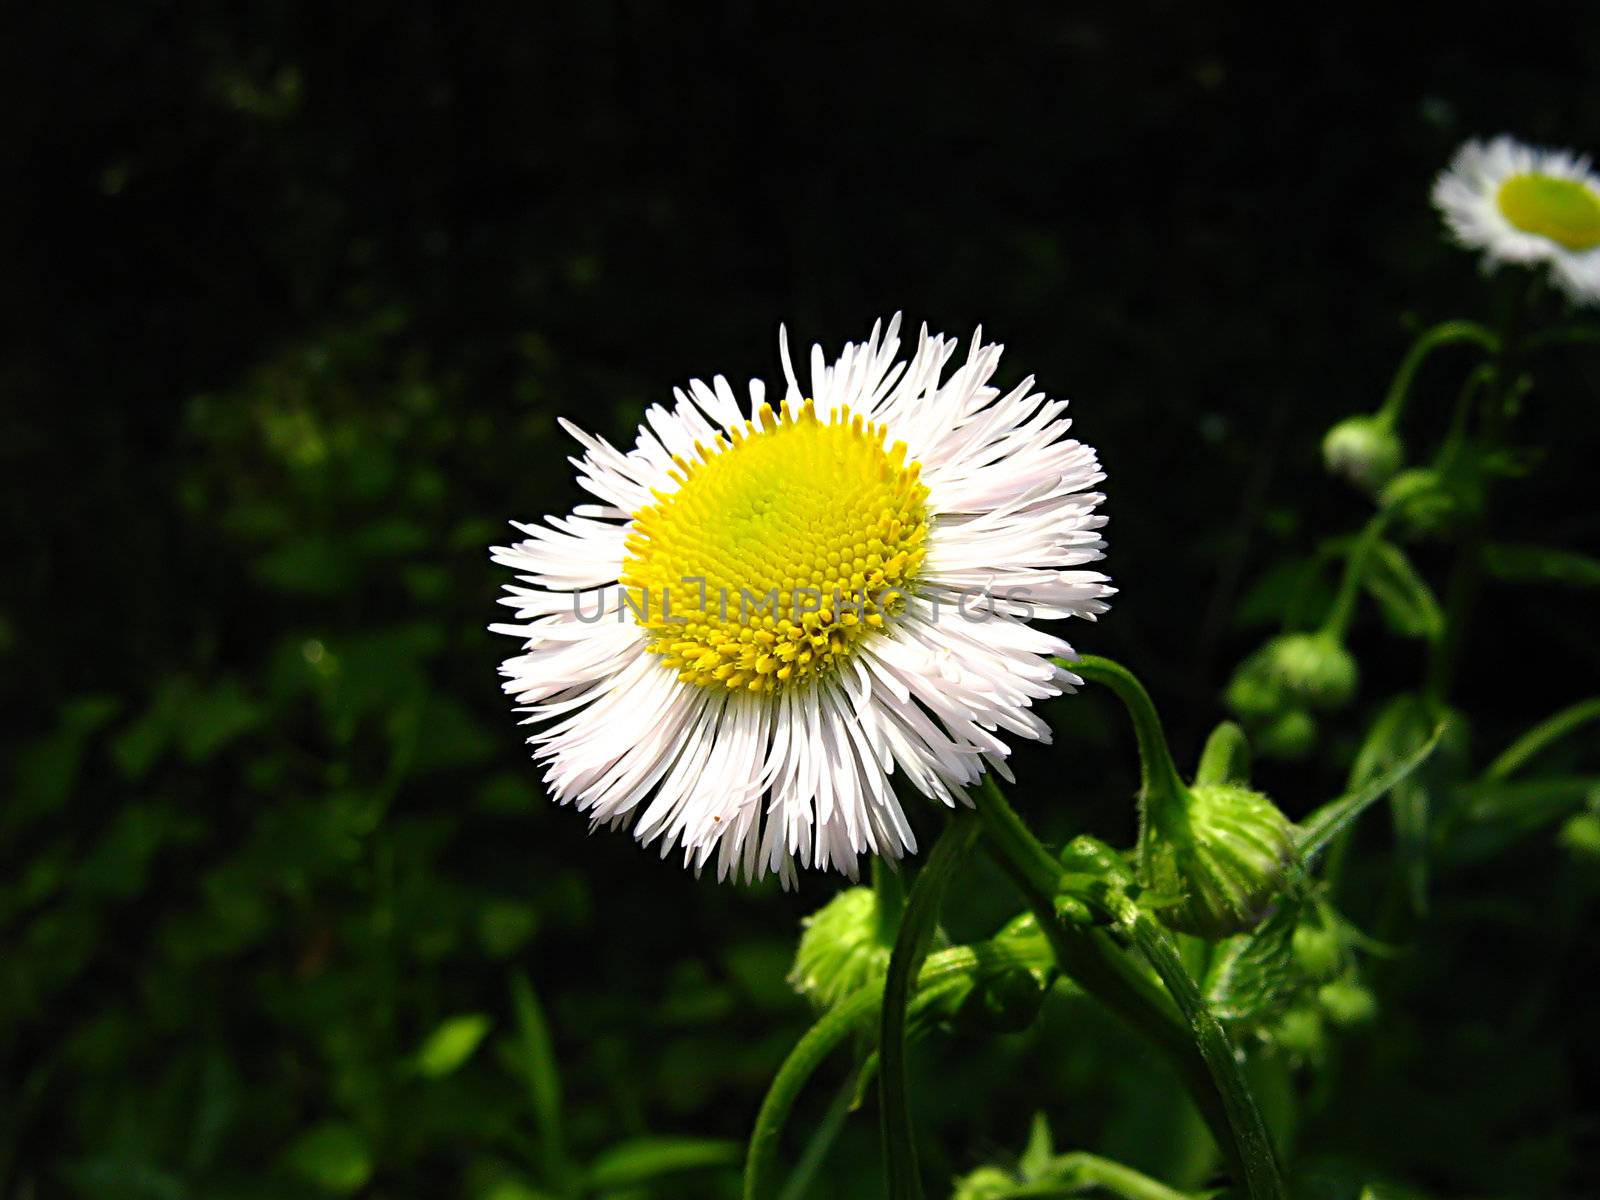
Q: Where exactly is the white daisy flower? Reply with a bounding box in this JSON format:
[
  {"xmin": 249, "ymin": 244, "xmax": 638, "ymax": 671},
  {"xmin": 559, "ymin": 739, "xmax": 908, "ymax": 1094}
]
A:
[
  {"xmin": 1432, "ymin": 134, "xmax": 1600, "ymax": 304},
  {"xmin": 490, "ymin": 316, "xmax": 1112, "ymax": 885}
]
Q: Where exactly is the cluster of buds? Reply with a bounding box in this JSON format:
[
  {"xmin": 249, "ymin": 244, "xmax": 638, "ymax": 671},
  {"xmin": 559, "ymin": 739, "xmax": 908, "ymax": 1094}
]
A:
[{"xmin": 1226, "ymin": 631, "xmax": 1359, "ymax": 759}]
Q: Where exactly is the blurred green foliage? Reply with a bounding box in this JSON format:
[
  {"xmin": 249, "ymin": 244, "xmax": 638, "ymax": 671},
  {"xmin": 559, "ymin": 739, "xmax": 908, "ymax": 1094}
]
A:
[{"xmin": 5, "ymin": 4, "xmax": 1600, "ymax": 1199}]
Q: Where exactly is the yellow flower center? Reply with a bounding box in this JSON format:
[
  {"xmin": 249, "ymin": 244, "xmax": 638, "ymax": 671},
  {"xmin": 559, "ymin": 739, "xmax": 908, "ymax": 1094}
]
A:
[
  {"xmin": 621, "ymin": 399, "xmax": 929, "ymax": 693},
  {"xmin": 1496, "ymin": 172, "xmax": 1600, "ymax": 251}
]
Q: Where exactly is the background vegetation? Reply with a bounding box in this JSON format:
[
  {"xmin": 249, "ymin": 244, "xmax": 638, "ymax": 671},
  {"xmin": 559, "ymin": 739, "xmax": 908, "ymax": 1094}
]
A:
[{"xmin": 4, "ymin": 5, "xmax": 1598, "ymax": 1198}]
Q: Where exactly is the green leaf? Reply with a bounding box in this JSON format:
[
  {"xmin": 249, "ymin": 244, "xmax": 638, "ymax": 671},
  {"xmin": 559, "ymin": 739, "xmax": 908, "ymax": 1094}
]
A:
[
  {"xmin": 586, "ymin": 1136, "xmax": 741, "ymax": 1189},
  {"xmin": 1483, "ymin": 542, "xmax": 1600, "ymax": 589},
  {"xmin": 1448, "ymin": 777, "xmax": 1600, "ymax": 863},
  {"xmin": 510, "ymin": 973, "xmax": 568, "ymax": 1187},
  {"xmin": 284, "ymin": 1122, "xmax": 373, "ymax": 1195},
  {"xmin": 415, "ymin": 1013, "xmax": 493, "ymax": 1078},
  {"xmin": 1296, "ymin": 721, "xmax": 1443, "ymax": 861},
  {"xmin": 1360, "ymin": 541, "xmax": 1443, "ymax": 641}
]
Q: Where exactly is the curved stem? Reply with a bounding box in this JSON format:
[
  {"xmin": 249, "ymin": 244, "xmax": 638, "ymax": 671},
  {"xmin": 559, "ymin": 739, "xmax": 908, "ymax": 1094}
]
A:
[
  {"xmin": 1069, "ymin": 656, "xmax": 1190, "ymax": 864},
  {"xmin": 880, "ymin": 811, "xmax": 978, "ymax": 1200},
  {"xmin": 1375, "ymin": 319, "xmax": 1499, "ymax": 429},
  {"xmin": 744, "ymin": 940, "xmax": 1047, "ymax": 1199},
  {"xmin": 1485, "ymin": 698, "xmax": 1600, "ymax": 781},
  {"xmin": 972, "ymin": 775, "xmax": 1263, "ymax": 1194},
  {"xmin": 746, "ymin": 986, "xmax": 880, "ymax": 1200}
]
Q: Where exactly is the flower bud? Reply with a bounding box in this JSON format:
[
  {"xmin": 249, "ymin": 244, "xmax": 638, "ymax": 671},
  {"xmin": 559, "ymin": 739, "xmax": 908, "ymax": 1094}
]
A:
[
  {"xmin": 1291, "ymin": 917, "xmax": 1344, "ymax": 981},
  {"xmin": 1254, "ymin": 708, "xmax": 1319, "ymax": 761},
  {"xmin": 1318, "ymin": 978, "xmax": 1377, "ymax": 1027},
  {"xmin": 1143, "ymin": 783, "xmax": 1297, "ymax": 940},
  {"xmin": 1272, "ymin": 1004, "xmax": 1327, "ymax": 1065},
  {"xmin": 1323, "ymin": 415, "xmax": 1403, "ymax": 494},
  {"xmin": 1266, "ymin": 633, "xmax": 1358, "ymax": 710},
  {"xmin": 1224, "ymin": 655, "xmax": 1286, "ymax": 719},
  {"xmin": 1227, "ymin": 633, "xmax": 1357, "ymax": 724},
  {"xmin": 1560, "ymin": 811, "xmax": 1600, "ymax": 860},
  {"xmin": 787, "ymin": 887, "xmax": 893, "ymax": 1009}
]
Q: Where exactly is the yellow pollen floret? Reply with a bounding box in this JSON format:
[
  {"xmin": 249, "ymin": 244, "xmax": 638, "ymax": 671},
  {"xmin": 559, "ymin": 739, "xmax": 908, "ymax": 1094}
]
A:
[
  {"xmin": 620, "ymin": 399, "xmax": 929, "ymax": 693},
  {"xmin": 1496, "ymin": 173, "xmax": 1600, "ymax": 252}
]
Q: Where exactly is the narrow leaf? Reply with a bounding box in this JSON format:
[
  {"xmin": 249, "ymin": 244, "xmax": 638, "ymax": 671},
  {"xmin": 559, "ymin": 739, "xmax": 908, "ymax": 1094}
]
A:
[
  {"xmin": 1483, "ymin": 543, "xmax": 1600, "ymax": 589},
  {"xmin": 1296, "ymin": 729, "xmax": 1443, "ymax": 861},
  {"xmin": 587, "ymin": 1136, "xmax": 741, "ymax": 1188},
  {"xmin": 1361, "ymin": 541, "xmax": 1444, "ymax": 641},
  {"xmin": 510, "ymin": 972, "xmax": 568, "ymax": 1187}
]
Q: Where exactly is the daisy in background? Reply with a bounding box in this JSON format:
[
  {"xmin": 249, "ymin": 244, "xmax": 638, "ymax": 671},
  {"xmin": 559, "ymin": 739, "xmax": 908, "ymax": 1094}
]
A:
[
  {"xmin": 1433, "ymin": 134, "xmax": 1600, "ymax": 304},
  {"xmin": 491, "ymin": 316, "xmax": 1112, "ymax": 884}
]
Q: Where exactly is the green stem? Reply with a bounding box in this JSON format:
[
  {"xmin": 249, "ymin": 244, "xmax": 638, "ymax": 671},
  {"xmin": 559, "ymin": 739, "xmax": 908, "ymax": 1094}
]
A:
[
  {"xmin": 1112, "ymin": 902, "xmax": 1286, "ymax": 1200},
  {"xmin": 880, "ymin": 811, "xmax": 978, "ymax": 1200},
  {"xmin": 872, "ymin": 857, "xmax": 907, "ymax": 943},
  {"xmin": 1069, "ymin": 656, "xmax": 1190, "ymax": 867},
  {"xmin": 1522, "ymin": 323, "xmax": 1600, "ymax": 353},
  {"xmin": 776, "ymin": 1075, "xmax": 857, "ymax": 1200},
  {"xmin": 743, "ymin": 942, "xmax": 1047, "ymax": 1200},
  {"xmin": 972, "ymin": 775, "xmax": 1263, "ymax": 1196},
  {"xmin": 1320, "ymin": 510, "xmax": 1392, "ymax": 642},
  {"xmin": 1375, "ymin": 319, "xmax": 1499, "ymax": 429},
  {"xmin": 1437, "ymin": 363, "xmax": 1496, "ymax": 463},
  {"xmin": 1427, "ymin": 282, "xmax": 1533, "ymax": 705},
  {"xmin": 1485, "ymin": 698, "xmax": 1600, "ymax": 781}
]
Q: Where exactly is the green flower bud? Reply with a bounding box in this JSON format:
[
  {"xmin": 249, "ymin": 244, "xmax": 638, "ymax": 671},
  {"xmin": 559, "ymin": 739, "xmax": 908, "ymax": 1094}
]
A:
[
  {"xmin": 1227, "ymin": 634, "xmax": 1356, "ymax": 729},
  {"xmin": 1323, "ymin": 415, "xmax": 1404, "ymax": 494},
  {"xmin": 1266, "ymin": 632, "xmax": 1358, "ymax": 710},
  {"xmin": 1318, "ymin": 978, "xmax": 1377, "ymax": 1027},
  {"xmin": 1254, "ymin": 708, "xmax": 1319, "ymax": 760},
  {"xmin": 1558, "ymin": 811, "xmax": 1600, "ymax": 860},
  {"xmin": 1224, "ymin": 655, "xmax": 1286, "ymax": 719},
  {"xmin": 1143, "ymin": 783, "xmax": 1297, "ymax": 940},
  {"xmin": 1291, "ymin": 917, "xmax": 1344, "ymax": 981},
  {"xmin": 787, "ymin": 887, "xmax": 892, "ymax": 1009},
  {"xmin": 1272, "ymin": 1004, "xmax": 1327, "ymax": 1065}
]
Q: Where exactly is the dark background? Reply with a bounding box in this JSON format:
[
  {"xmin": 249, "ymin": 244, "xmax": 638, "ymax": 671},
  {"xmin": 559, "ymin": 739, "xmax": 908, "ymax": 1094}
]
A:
[{"xmin": 4, "ymin": 4, "xmax": 1598, "ymax": 1198}]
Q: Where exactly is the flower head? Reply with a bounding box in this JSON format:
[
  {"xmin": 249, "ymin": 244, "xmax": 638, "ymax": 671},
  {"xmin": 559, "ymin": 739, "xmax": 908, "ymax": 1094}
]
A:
[
  {"xmin": 1433, "ymin": 134, "xmax": 1600, "ymax": 304},
  {"xmin": 491, "ymin": 317, "xmax": 1112, "ymax": 884}
]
